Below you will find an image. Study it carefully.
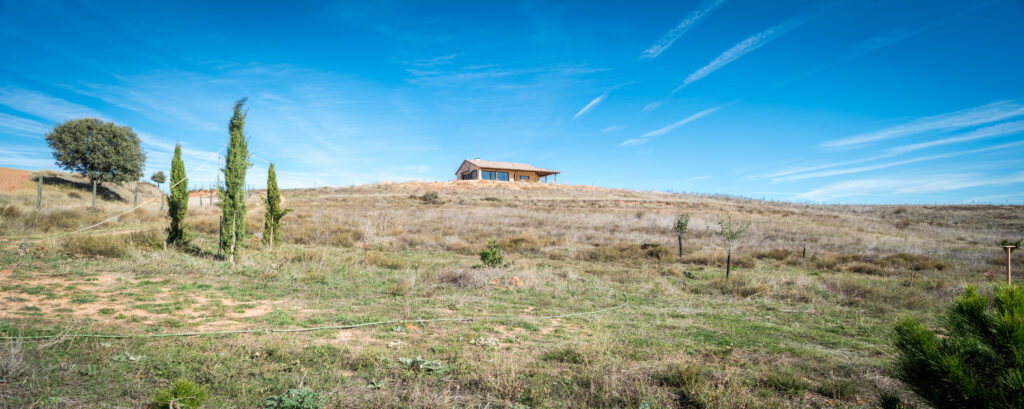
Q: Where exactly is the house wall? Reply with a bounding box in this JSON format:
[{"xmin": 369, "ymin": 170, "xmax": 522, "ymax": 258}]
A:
[
  {"xmin": 478, "ymin": 168, "xmax": 541, "ymax": 182},
  {"xmin": 455, "ymin": 161, "xmax": 546, "ymax": 182}
]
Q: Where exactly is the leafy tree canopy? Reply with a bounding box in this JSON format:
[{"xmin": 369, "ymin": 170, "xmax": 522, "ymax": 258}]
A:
[
  {"xmin": 151, "ymin": 171, "xmax": 166, "ymax": 185},
  {"xmin": 45, "ymin": 118, "xmax": 145, "ymax": 185}
]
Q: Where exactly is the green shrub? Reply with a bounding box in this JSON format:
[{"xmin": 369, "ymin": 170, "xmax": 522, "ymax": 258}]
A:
[
  {"xmin": 150, "ymin": 379, "xmax": 208, "ymax": 409},
  {"xmin": 479, "ymin": 240, "xmax": 503, "ymax": 267},
  {"xmin": 762, "ymin": 369, "xmax": 809, "ymax": 395},
  {"xmin": 892, "ymin": 284, "xmax": 1024, "ymax": 408},
  {"xmin": 264, "ymin": 388, "xmax": 326, "ymax": 409},
  {"xmin": 540, "ymin": 346, "xmax": 588, "ymax": 364},
  {"xmin": 418, "ymin": 192, "xmax": 442, "ymax": 204}
]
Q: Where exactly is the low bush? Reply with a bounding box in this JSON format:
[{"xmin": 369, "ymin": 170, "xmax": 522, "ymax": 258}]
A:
[
  {"xmin": 844, "ymin": 261, "xmax": 886, "ymax": 276},
  {"xmin": 480, "ymin": 240, "xmax": 503, "ymax": 267},
  {"xmin": 756, "ymin": 248, "xmax": 796, "ymax": 261},
  {"xmin": 363, "ymin": 251, "xmax": 408, "ymax": 270},
  {"xmin": 418, "ymin": 192, "xmax": 442, "ymax": 204},
  {"xmin": 264, "ymin": 388, "xmax": 326, "ymax": 409},
  {"xmin": 893, "ymin": 284, "xmax": 1024, "ymax": 408},
  {"xmin": 540, "ymin": 346, "xmax": 589, "ymax": 364},
  {"xmin": 762, "ymin": 369, "xmax": 809, "ymax": 395},
  {"xmin": 62, "ymin": 235, "xmax": 129, "ymax": 258},
  {"xmin": 1, "ymin": 341, "xmax": 27, "ymax": 384},
  {"xmin": 150, "ymin": 379, "xmax": 208, "ymax": 409},
  {"xmin": 498, "ymin": 233, "xmax": 544, "ymax": 253},
  {"xmin": 883, "ymin": 253, "xmax": 948, "ymax": 271}
]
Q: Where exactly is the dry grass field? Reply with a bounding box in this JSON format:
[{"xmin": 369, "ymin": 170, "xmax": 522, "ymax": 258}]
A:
[{"xmin": 1, "ymin": 171, "xmax": 1022, "ymax": 408}]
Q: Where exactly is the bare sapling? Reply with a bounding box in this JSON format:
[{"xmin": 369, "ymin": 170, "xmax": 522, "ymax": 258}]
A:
[{"xmin": 715, "ymin": 215, "xmax": 750, "ymax": 279}]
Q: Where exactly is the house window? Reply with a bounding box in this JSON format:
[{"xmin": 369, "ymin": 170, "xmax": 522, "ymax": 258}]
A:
[
  {"xmin": 519, "ymin": 175, "xmax": 530, "ymax": 181},
  {"xmin": 497, "ymin": 172, "xmax": 509, "ymax": 181},
  {"xmin": 482, "ymin": 171, "xmax": 496, "ymax": 180},
  {"xmin": 461, "ymin": 170, "xmax": 477, "ymax": 180}
]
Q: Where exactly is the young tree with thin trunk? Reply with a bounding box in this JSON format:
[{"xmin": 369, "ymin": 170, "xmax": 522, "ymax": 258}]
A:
[
  {"xmin": 166, "ymin": 144, "xmax": 189, "ymax": 245},
  {"xmin": 673, "ymin": 214, "xmax": 690, "ymax": 257},
  {"xmin": 151, "ymin": 171, "xmax": 166, "ymax": 191},
  {"xmin": 219, "ymin": 98, "xmax": 251, "ymax": 264},
  {"xmin": 263, "ymin": 163, "xmax": 291, "ymax": 249},
  {"xmin": 715, "ymin": 216, "xmax": 749, "ymax": 279}
]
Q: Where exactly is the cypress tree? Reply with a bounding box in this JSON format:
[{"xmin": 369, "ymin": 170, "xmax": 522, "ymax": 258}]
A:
[
  {"xmin": 263, "ymin": 163, "xmax": 291, "ymax": 248},
  {"xmin": 166, "ymin": 144, "xmax": 189, "ymax": 245},
  {"xmin": 219, "ymin": 98, "xmax": 251, "ymax": 263}
]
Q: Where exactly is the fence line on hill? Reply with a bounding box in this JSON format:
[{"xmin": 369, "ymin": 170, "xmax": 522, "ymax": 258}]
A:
[
  {"xmin": 0, "ymin": 295, "xmax": 629, "ymax": 343},
  {"xmin": 7, "ymin": 145, "xmax": 227, "ymax": 247}
]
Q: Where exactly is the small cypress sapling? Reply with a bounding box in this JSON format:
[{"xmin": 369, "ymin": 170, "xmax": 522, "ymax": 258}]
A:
[
  {"xmin": 263, "ymin": 163, "xmax": 291, "ymax": 248},
  {"xmin": 166, "ymin": 144, "xmax": 189, "ymax": 245},
  {"xmin": 219, "ymin": 98, "xmax": 251, "ymax": 263}
]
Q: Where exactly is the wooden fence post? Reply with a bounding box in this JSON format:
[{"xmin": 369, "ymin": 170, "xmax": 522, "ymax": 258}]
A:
[
  {"xmin": 134, "ymin": 183, "xmax": 138, "ymax": 206},
  {"xmin": 92, "ymin": 180, "xmax": 97, "ymax": 208},
  {"xmin": 36, "ymin": 176, "xmax": 42, "ymax": 210},
  {"xmin": 1006, "ymin": 246, "xmax": 1016, "ymax": 284}
]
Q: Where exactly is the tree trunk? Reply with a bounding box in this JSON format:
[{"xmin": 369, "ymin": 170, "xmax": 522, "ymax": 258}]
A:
[
  {"xmin": 91, "ymin": 180, "xmax": 97, "ymax": 208},
  {"xmin": 677, "ymin": 234, "xmax": 683, "ymax": 257},
  {"xmin": 802, "ymin": 245, "xmax": 806, "ymax": 258},
  {"xmin": 228, "ymin": 213, "xmax": 236, "ymax": 265},
  {"xmin": 726, "ymin": 249, "xmax": 732, "ymax": 279}
]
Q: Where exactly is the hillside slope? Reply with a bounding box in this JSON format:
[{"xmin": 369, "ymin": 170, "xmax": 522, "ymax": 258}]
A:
[{"xmin": 0, "ymin": 178, "xmax": 1021, "ymax": 408}]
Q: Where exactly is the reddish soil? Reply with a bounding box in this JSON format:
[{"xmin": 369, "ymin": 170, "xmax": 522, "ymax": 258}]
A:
[{"xmin": 0, "ymin": 167, "xmax": 32, "ymax": 193}]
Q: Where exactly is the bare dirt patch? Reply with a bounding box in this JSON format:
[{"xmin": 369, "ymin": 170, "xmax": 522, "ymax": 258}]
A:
[{"xmin": 0, "ymin": 167, "xmax": 32, "ymax": 193}]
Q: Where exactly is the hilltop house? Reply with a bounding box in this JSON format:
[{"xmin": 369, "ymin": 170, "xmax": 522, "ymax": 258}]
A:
[{"xmin": 455, "ymin": 159, "xmax": 559, "ymax": 183}]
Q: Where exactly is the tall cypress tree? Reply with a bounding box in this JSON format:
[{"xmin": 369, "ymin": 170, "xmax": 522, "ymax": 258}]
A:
[
  {"xmin": 166, "ymin": 144, "xmax": 189, "ymax": 245},
  {"xmin": 219, "ymin": 98, "xmax": 251, "ymax": 263},
  {"xmin": 263, "ymin": 163, "xmax": 290, "ymax": 248}
]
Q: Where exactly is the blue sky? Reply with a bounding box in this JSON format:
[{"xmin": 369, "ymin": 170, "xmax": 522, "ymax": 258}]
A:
[{"xmin": 1, "ymin": 0, "xmax": 1022, "ymax": 204}]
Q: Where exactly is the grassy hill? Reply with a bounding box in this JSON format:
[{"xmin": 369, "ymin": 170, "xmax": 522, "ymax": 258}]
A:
[{"xmin": 1, "ymin": 179, "xmax": 1021, "ymax": 408}]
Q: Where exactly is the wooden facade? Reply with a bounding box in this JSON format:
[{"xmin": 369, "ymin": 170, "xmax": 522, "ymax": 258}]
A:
[{"xmin": 455, "ymin": 159, "xmax": 559, "ymax": 183}]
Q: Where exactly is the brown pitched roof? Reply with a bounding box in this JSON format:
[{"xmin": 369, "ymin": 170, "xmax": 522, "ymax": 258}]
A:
[{"xmin": 460, "ymin": 159, "xmax": 559, "ymax": 176}]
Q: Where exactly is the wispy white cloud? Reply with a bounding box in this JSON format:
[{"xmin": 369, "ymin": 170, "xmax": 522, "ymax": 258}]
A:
[
  {"xmin": 796, "ymin": 171, "xmax": 1024, "ymax": 202},
  {"xmin": 640, "ymin": 0, "xmax": 728, "ymax": 59},
  {"xmin": 642, "ymin": 106, "xmax": 721, "ymax": 138},
  {"xmin": 0, "ymin": 143, "xmax": 54, "ymax": 170},
  {"xmin": 573, "ymin": 93, "xmax": 607, "ymax": 119},
  {"xmin": 620, "ymin": 106, "xmax": 721, "ymax": 146},
  {"xmin": 0, "ymin": 88, "xmax": 104, "ymax": 123},
  {"xmin": 0, "ymin": 112, "xmax": 50, "ymax": 137},
  {"xmin": 675, "ymin": 14, "xmax": 809, "ymax": 92},
  {"xmin": 775, "ymin": 140, "xmax": 1024, "ymax": 182},
  {"xmin": 889, "ymin": 120, "xmax": 1024, "ymax": 155},
  {"xmin": 642, "ymin": 101, "xmax": 664, "ymax": 112},
  {"xmin": 820, "ymin": 100, "xmax": 1024, "ymax": 150},
  {"xmin": 764, "ymin": 119, "xmax": 1024, "ymax": 181},
  {"xmin": 601, "ymin": 125, "xmax": 624, "ymax": 133}
]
